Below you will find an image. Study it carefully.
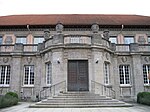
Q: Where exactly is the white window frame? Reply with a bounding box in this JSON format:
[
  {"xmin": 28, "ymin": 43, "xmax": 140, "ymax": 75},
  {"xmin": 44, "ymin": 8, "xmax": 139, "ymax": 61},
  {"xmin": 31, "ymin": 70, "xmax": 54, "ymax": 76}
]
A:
[
  {"xmin": 0, "ymin": 36, "xmax": 3, "ymax": 44},
  {"xmin": 148, "ymin": 36, "xmax": 150, "ymax": 44},
  {"xmin": 109, "ymin": 36, "xmax": 117, "ymax": 44},
  {"xmin": 16, "ymin": 36, "xmax": 27, "ymax": 44},
  {"xmin": 23, "ymin": 65, "xmax": 34, "ymax": 87},
  {"xmin": 46, "ymin": 62, "xmax": 52, "ymax": 86},
  {"xmin": 119, "ymin": 65, "xmax": 131, "ymax": 86},
  {"xmin": 34, "ymin": 36, "xmax": 44, "ymax": 44},
  {"xmin": 0, "ymin": 65, "xmax": 11, "ymax": 87},
  {"xmin": 143, "ymin": 65, "xmax": 150, "ymax": 85},
  {"xmin": 104, "ymin": 62, "xmax": 110, "ymax": 85},
  {"xmin": 124, "ymin": 36, "xmax": 134, "ymax": 44}
]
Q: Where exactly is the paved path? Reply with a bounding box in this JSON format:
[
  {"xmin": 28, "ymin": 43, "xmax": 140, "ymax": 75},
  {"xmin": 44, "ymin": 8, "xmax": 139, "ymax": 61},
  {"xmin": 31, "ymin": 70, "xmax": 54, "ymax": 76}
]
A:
[{"xmin": 0, "ymin": 102, "xmax": 150, "ymax": 112}]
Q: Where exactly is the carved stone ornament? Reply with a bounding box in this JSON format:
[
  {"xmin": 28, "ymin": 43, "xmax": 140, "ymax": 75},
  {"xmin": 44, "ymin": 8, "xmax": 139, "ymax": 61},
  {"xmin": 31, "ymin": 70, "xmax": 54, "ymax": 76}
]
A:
[
  {"xmin": 121, "ymin": 56, "xmax": 127, "ymax": 63},
  {"xmin": 144, "ymin": 57, "xmax": 150, "ymax": 62},
  {"xmin": 105, "ymin": 53, "xmax": 109, "ymax": 60},
  {"xmin": 138, "ymin": 36, "xmax": 146, "ymax": 44},
  {"xmin": 91, "ymin": 23, "xmax": 99, "ymax": 33},
  {"xmin": 44, "ymin": 29, "xmax": 50, "ymax": 40},
  {"xmin": 5, "ymin": 36, "xmax": 13, "ymax": 44},
  {"xmin": 44, "ymin": 53, "xmax": 49, "ymax": 61},
  {"xmin": 26, "ymin": 57, "xmax": 32, "ymax": 64},
  {"xmin": 3, "ymin": 57, "xmax": 9, "ymax": 63},
  {"xmin": 103, "ymin": 29, "xmax": 109, "ymax": 40},
  {"xmin": 56, "ymin": 23, "xmax": 64, "ymax": 33}
]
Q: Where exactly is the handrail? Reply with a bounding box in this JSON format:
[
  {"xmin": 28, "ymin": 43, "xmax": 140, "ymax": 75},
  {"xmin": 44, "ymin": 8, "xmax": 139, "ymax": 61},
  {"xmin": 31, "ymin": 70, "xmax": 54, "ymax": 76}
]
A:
[
  {"xmin": 39, "ymin": 80, "xmax": 66, "ymax": 100},
  {"xmin": 91, "ymin": 80, "xmax": 116, "ymax": 99}
]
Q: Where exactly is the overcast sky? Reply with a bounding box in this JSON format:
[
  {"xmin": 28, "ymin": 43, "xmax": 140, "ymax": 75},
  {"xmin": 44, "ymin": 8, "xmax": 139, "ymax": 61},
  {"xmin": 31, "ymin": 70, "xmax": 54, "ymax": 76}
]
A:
[{"xmin": 0, "ymin": 0, "xmax": 150, "ymax": 16}]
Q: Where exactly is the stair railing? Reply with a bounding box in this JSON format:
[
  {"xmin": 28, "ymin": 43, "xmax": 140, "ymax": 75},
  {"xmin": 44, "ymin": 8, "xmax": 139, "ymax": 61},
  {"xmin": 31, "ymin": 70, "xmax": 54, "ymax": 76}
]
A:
[
  {"xmin": 39, "ymin": 80, "xmax": 66, "ymax": 100},
  {"xmin": 91, "ymin": 80, "xmax": 116, "ymax": 99}
]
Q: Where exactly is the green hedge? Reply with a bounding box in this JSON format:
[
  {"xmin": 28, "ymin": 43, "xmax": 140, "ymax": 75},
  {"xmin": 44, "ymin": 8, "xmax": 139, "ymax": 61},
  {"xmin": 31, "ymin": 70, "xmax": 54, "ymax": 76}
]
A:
[
  {"xmin": 0, "ymin": 92, "xmax": 18, "ymax": 109},
  {"xmin": 137, "ymin": 92, "xmax": 150, "ymax": 106}
]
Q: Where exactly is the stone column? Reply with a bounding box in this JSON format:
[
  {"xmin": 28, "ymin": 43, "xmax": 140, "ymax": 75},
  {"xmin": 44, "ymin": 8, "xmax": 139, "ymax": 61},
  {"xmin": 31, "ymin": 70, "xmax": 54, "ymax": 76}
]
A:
[
  {"xmin": 34, "ymin": 55, "xmax": 42, "ymax": 101},
  {"xmin": 132, "ymin": 54, "xmax": 144, "ymax": 101},
  {"xmin": 10, "ymin": 56, "xmax": 22, "ymax": 97},
  {"xmin": 112, "ymin": 55, "xmax": 120, "ymax": 99}
]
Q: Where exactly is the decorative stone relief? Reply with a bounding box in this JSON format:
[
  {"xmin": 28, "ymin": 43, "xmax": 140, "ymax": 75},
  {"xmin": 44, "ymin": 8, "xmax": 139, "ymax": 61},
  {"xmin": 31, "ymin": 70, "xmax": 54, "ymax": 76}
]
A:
[
  {"xmin": 5, "ymin": 36, "xmax": 13, "ymax": 44},
  {"xmin": 3, "ymin": 57, "xmax": 9, "ymax": 63},
  {"xmin": 44, "ymin": 53, "xmax": 49, "ymax": 61},
  {"xmin": 103, "ymin": 29, "xmax": 109, "ymax": 40},
  {"xmin": 144, "ymin": 56, "xmax": 150, "ymax": 62},
  {"xmin": 26, "ymin": 57, "xmax": 32, "ymax": 64},
  {"xmin": 105, "ymin": 53, "xmax": 110, "ymax": 60},
  {"xmin": 138, "ymin": 36, "xmax": 146, "ymax": 44},
  {"xmin": 56, "ymin": 23, "xmax": 64, "ymax": 33},
  {"xmin": 91, "ymin": 23, "xmax": 99, "ymax": 33},
  {"xmin": 121, "ymin": 56, "xmax": 127, "ymax": 63},
  {"xmin": 44, "ymin": 29, "xmax": 50, "ymax": 40}
]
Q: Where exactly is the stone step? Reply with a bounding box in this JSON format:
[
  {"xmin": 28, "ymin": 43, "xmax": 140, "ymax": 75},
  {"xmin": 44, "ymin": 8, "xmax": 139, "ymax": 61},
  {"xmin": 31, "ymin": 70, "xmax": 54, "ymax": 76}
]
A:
[
  {"xmin": 36, "ymin": 101, "xmax": 126, "ymax": 105},
  {"xmin": 30, "ymin": 92, "xmax": 133, "ymax": 108},
  {"xmin": 47, "ymin": 97, "xmax": 112, "ymax": 100},
  {"xmin": 30, "ymin": 103, "xmax": 133, "ymax": 108}
]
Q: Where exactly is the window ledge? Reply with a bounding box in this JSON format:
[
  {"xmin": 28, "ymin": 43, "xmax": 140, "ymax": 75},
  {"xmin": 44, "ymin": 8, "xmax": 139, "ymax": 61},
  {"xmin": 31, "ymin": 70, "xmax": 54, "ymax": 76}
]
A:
[
  {"xmin": 0, "ymin": 85, "xmax": 10, "ymax": 87},
  {"xmin": 120, "ymin": 84, "xmax": 132, "ymax": 88},
  {"xmin": 144, "ymin": 84, "xmax": 150, "ymax": 87},
  {"xmin": 22, "ymin": 85, "xmax": 34, "ymax": 88}
]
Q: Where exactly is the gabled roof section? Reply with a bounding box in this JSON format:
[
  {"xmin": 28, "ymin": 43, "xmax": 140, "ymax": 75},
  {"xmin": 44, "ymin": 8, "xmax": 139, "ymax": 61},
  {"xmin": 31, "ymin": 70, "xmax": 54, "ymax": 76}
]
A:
[{"xmin": 0, "ymin": 14, "xmax": 150, "ymax": 26}]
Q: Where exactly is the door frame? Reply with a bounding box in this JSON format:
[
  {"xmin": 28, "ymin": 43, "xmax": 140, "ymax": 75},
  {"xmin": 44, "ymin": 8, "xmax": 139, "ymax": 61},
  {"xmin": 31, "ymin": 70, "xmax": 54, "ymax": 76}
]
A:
[{"xmin": 67, "ymin": 60, "xmax": 89, "ymax": 91}]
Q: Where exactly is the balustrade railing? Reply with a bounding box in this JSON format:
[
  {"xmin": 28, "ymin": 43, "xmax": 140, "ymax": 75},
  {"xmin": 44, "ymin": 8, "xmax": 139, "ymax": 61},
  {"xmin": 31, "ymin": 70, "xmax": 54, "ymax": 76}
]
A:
[
  {"xmin": 91, "ymin": 80, "xmax": 115, "ymax": 98},
  {"xmin": 0, "ymin": 44, "xmax": 38, "ymax": 52},
  {"xmin": 39, "ymin": 80, "xmax": 66, "ymax": 100},
  {"xmin": 116, "ymin": 44, "xmax": 130, "ymax": 52},
  {"xmin": 64, "ymin": 35, "xmax": 91, "ymax": 44},
  {"xmin": 139, "ymin": 44, "xmax": 150, "ymax": 51}
]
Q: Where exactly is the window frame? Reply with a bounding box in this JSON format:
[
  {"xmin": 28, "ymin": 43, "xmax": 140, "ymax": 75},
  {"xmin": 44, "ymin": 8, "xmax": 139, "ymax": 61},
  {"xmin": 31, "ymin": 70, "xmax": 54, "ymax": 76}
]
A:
[
  {"xmin": 0, "ymin": 65, "xmax": 11, "ymax": 87},
  {"xmin": 109, "ymin": 36, "xmax": 117, "ymax": 44},
  {"xmin": 33, "ymin": 36, "xmax": 44, "ymax": 44},
  {"xmin": 104, "ymin": 62, "xmax": 110, "ymax": 85},
  {"xmin": 0, "ymin": 36, "xmax": 3, "ymax": 45},
  {"xmin": 16, "ymin": 36, "xmax": 27, "ymax": 44},
  {"xmin": 45, "ymin": 62, "xmax": 52, "ymax": 86},
  {"xmin": 23, "ymin": 65, "xmax": 34, "ymax": 87},
  {"xmin": 143, "ymin": 65, "xmax": 150, "ymax": 85},
  {"xmin": 124, "ymin": 36, "xmax": 134, "ymax": 44},
  {"xmin": 119, "ymin": 65, "xmax": 131, "ymax": 86}
]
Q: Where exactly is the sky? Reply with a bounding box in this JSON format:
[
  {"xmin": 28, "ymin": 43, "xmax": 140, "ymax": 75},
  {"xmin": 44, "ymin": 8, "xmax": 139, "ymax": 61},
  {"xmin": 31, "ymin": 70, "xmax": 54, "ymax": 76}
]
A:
[{"xmin": 0, "ymin": 0, "xmax": 150, "ymax": 16}]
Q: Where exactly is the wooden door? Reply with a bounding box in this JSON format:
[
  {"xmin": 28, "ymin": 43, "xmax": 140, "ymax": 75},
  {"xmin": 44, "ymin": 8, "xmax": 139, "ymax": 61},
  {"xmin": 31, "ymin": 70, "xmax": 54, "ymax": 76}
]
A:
[{"xmin": 68, "ymin": 60, "xmax": 89, "ymax": 91}]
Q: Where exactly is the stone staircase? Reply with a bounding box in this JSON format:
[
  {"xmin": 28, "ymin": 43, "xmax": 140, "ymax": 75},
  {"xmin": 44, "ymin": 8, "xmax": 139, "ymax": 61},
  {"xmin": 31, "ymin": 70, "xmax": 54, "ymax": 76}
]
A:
[{"xmin": 30, "ymin": 92, "xmax": 133, "ymax": 108}]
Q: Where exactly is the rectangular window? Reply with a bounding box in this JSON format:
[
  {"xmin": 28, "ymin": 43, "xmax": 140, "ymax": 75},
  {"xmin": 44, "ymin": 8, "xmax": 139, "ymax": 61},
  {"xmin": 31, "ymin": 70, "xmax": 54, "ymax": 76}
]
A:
[
  {"xmin": 16, "ymin": 36, "xmax": 27, "ymax": 44},
  {"xmin": 109, "ymin": 36, "xmax": 117, "ymax": 44},
  {"xmin": 148, "ymin": 36, "xmax": 150, "ymax": 44},
  {"xmin": 143, "ymin": 65, "xmax": 150, "ymax": 85},
  {"xmin": 0, "ymin": 65, "xmax": 11, "ymax": 86},
  {"xmin": 119, "ymin": 65, "xmax": 130, "ymax": 85},
  {"xmin": 0, "ymin": 36, "xmax": 3, "ymax": 44},
  {"xmin": 46, "ymin": 63, "xmax": 52, "ymax": 85},
  {"xmin": 24, "ymin": 65, "xmax": 34, "ymax": 86},
  {"xmin": 104, "ymin": 63, "xmax": 110, "ymax": 85},
  {"xmin": 34, "ymin": 36, "xmax": 44, "ymax": 44},
  {"xmin": 124, "ymin": 36, "xmax": 134, "ymax": 44}
]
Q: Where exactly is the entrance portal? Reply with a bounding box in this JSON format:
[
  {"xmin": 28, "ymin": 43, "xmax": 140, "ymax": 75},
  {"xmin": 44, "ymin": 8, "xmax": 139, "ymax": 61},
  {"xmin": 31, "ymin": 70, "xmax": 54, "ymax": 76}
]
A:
[{"xmin": 68, "ymin": 60, "xmax": 89, "ymax": 91}]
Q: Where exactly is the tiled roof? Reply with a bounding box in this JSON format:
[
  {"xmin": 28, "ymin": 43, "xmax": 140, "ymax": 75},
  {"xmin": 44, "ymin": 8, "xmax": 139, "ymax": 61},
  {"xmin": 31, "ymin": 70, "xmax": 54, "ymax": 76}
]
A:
[{"xmin": 0, "ymin": 14, "xmax": 150, "ymax": 26}]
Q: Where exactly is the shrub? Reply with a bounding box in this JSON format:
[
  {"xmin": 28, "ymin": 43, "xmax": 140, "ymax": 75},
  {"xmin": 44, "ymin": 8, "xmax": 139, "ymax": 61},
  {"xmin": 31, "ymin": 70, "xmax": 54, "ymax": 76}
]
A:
[
  {"xmin": 137, "ymin": 92, "xmax": 150, "ymax": 106},
  {"xmin": 5, "ymin": 92, "xmax": 18, "ymax": 99},
  {"xmin": 0, "ymin": 92, "xmax": 19, "ymax": 109}
]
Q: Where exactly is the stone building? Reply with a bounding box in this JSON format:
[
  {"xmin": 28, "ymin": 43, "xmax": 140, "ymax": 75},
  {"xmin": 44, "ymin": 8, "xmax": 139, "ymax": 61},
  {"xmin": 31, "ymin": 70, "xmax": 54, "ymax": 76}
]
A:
[{"xmin": 0, "ymin": 14, "xmax": 150, "ymax": 102}]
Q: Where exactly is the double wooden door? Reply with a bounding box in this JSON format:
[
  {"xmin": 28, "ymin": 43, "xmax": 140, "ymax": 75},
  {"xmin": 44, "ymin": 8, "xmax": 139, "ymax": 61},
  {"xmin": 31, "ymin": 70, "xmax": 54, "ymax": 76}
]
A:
[{"xmin": 68, "ymin": 60, "xmax": 89, "ymax": 91}]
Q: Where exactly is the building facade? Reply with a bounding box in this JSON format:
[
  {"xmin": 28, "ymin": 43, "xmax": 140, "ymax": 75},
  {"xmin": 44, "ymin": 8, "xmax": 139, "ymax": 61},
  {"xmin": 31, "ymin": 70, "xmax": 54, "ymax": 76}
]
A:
[{"xmin": 0, "ymin": 14, "xmax": 150, "ymax": 102}]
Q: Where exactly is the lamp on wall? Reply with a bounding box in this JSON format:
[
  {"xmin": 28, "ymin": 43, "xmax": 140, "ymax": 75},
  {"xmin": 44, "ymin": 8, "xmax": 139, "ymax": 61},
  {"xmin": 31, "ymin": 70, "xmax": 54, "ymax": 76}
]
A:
[
  {"xmin": 57, "ymin": 59, "xmax": 60, "ymax": 64},
  {"xmin": 95, "ymin": 58, "xmax": 99, "ymax": 63}
]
